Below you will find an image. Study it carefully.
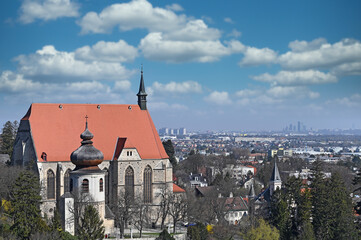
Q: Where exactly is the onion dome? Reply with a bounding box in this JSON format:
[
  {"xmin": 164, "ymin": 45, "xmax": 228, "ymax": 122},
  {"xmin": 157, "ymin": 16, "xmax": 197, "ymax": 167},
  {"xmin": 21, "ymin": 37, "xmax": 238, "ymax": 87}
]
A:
[{"xmin": 71, "ymin": 116, "xmax": 104, "ymax": 169}]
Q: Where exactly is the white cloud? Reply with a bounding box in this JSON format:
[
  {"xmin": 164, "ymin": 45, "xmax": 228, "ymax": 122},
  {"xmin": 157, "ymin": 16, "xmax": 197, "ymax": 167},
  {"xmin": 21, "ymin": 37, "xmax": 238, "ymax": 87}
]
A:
[
  {"xmin": 288, "ymin": 38, "xmax": 327, "ymax": 52},
  {"xmin": 326, "ymin": 94, "xmax": 361, "ymax": 107},
  {"xmin": 204, "ymin": 91, "xmax": 232, "ymax": 105},
  {"xmin": 78, "ymin": 0, "xmax": 185, "ymax": 34},
  {"xmin": 253, "ymin": 70, "xmax": 337, "ymax": 86},
  {"xmin": 0, "ymin": 71, "xmax": 41, "ymax": 92},
  {"xmin": 165, "ymin": 3, "xmax": 183, "ymax": 12},
  {"xmin": 227, "ymin": 29, "xmax": 241, "ymax": 38},
  {"xmin": 0, "ymin": 70, "xmax": 137, "ymax": 104},
  {"xmin": 19, "ymin": 0, "xmax": 79, "ymax": 23},
  {"xmin": 164, "ymin": 20, "xmax": 221, "ymax": 41},
  {"xmin": 279, "ymin": 38, "xmax": 361, "ymax": 71},
  {"xmin": 139, "ymin": 33, "xmax": 244, "ymax": 63},
  {"xmin": 239, "ymin": 47, "xmax": 277, "ymax": 66},
  {"xmin": 114, "ymin": 80, "xmax": 131, "ymax": 91},
  {"xmin": 331, "ymin": 61, "xmax": 361, "ymax": 76},
  {"xmin": 75, "ymin": 40, "xmax": 138, "ymax": 63},
  {"xmin": 149, "ymin": 101, "xmax": 188, "ymax": 111},
  {"xmin": 15, "ymin": 45, "xmax": 133, "ymax": 81},
  {"xmin": 267, "ymin": 86, "xmax": 319, "ymax": 99},
  {"xmin": 224, "ymin": 17, "xmax": 234, "ymax": 24},
  {"xmin": 235, "ymin": 89, "xmax": 260, "ymax": 98},
  {"xmin": 150, "ymin": 81, "xmax": 202, "ymax": 95}
]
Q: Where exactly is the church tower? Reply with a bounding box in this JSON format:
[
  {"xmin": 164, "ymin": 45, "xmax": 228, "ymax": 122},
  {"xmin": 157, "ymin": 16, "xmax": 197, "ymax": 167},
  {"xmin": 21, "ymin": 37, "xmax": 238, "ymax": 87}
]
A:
[
  {"xmin": 269, "ymin": 159, "xmax": 282, "ymax": 196},
  {"xmin": 67, "ymin": 117, "xmax": 108, "ymax": 231},
  {"xmin": 137, "ymin": 68, "xmax": 147, "ymax": 110}
]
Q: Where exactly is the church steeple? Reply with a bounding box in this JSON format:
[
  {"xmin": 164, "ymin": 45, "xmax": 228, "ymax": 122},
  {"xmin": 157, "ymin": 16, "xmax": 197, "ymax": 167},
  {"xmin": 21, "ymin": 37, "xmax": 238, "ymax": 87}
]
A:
[
  {"xmin": 137, "ymin": 66, "xmax": 147, "ymax": 110},
  {"xmin": 269, "ymin": 158, "xmax": 282, "ymax": 196}
]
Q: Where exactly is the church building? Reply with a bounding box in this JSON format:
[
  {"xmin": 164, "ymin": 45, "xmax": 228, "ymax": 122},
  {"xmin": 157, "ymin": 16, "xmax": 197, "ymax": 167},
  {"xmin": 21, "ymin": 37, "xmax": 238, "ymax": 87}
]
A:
[{"xmin": 11, "ymin": 71, "xmax": 173, "ymax": 233}]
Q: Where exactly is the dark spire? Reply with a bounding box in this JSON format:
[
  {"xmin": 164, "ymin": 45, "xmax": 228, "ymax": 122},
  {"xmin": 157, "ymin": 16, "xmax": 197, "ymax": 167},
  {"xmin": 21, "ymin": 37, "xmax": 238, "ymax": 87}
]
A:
[
  {"xmin": 70, "ymin": 116, "xmax": 104, "ymax": 170},
  {"xmin": 137, "ymin": 65, "xmax": 147, "ymax": 110},
  {"xmin": 270, "ymin": 159, "xmax": 281, "ymax": 182}
]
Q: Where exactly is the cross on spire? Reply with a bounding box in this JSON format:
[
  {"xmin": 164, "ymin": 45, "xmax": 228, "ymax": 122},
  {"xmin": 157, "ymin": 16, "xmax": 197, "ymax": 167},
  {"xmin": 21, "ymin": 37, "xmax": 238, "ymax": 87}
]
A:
[{"xmin": 85, "ymin": 115, "xmax": 88, "ymax": 129}]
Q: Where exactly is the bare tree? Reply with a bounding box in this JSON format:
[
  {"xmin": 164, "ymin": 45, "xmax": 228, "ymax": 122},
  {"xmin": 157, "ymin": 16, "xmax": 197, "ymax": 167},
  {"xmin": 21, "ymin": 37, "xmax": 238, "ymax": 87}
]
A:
[
  {"xmin": 156, "ymin": 186, "xmax": 172, "ymax": 230},
  {"xmin": 132, "ymin": 197, "xmax": 151, "ymax": 238},
  {"xmin": 66, "ymin": 188, "xmax": 93, "ymax": 236},
  {"xmin": 112, "ymin": 190, "xmax": 134, "ymax": 238},
  {"xmin": 169, "ymin": 193, "xmax": 187, "ymax": 233}
]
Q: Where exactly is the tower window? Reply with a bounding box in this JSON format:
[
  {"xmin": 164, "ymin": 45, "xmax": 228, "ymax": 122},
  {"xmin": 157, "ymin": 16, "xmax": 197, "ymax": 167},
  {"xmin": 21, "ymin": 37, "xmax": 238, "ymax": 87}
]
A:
[
  {"xmin": 47, "ymin": 170, "xmax": 55, "ymax": 199},
  {"xmin": 99, "ymin": 178, "xmax": 103, "ymax": 192},
  {"xmin": 82, "ymin": 179, "xmax": 89, "ymax": 193},
  {"xmin": 127, "ymin": 151, "xmax": 133, "ymax": 156}
]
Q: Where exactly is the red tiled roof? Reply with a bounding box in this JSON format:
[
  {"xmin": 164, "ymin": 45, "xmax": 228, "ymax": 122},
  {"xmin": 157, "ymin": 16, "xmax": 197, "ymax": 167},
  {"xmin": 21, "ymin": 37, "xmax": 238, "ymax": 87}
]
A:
[
  {"xmin": 173, "ymin": 183, "xmax": 186, "ymax": 193},
  {"xmin": 22, "ymin": 103, "xmax": 168, "ymax": 162}
]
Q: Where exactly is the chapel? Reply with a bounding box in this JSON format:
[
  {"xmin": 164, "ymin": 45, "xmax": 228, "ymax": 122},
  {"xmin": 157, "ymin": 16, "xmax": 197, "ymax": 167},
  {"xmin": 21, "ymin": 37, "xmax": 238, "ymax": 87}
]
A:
[{"xmin": 11, "ymin": 71, "xmax": 173, "ymax": 232}]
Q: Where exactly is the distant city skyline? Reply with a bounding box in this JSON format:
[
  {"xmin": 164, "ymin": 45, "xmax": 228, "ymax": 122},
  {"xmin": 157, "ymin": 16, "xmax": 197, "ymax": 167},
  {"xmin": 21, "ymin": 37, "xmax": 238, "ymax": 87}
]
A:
[{"xmin": 0, "ymin": 0, "xmax": 361, "ymax": 131}]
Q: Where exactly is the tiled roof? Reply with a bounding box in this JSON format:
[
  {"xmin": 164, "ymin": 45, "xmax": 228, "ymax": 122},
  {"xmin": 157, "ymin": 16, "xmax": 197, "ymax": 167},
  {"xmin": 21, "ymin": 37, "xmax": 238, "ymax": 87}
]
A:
[
  {"xmin": 22, "ymin": 103, "xmax": 168, "ymax": 162},
  {"xmin": 173, "ymin": 183, "xmax": 186, "ymax": 193}
]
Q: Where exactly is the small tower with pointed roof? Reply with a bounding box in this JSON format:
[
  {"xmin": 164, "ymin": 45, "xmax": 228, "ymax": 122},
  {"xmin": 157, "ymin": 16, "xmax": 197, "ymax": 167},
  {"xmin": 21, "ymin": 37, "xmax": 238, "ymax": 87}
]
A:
[
  {"xmin": 269, "ymin": 159, "xmax": 282, "ymax": 196},
  {"xmin": 69, "ymin": 116, "xmax": 107, "ymax": 220},
  {"xmin": 137, "ymin": 67, "xmax": 147, "ymax": 110}
]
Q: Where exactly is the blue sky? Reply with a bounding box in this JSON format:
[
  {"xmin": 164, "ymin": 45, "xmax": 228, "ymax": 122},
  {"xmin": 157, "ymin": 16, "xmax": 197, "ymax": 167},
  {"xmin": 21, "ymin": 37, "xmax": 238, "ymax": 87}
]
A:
[{"xmin": 0, "ymin": 0, "xmax": 361, "ymax": 131}]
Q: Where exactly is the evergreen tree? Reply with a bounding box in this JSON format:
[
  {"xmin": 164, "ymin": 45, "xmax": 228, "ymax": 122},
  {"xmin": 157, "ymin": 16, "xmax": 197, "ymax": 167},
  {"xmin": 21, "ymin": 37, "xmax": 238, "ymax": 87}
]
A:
[
  {"xmin": 0, "ymin": 121, "xmax": 18, "ymax": 157},
  {"xmin": 298, "ymin": 188, "xmax": 314, "ymax": 240},
  {"xmin": 269, "ymin": 190, "xmax": 291, "ymax": 240},
  {"xmin": 10, "ymin": 170, "xmax": 45, "ymax": 239},
  {"xmin": 310, "ymin": 160, "xmax": 332, "ymax": 240},
  {"xmin": 284, "ymin": 176, "xmax": 302, "ymax": 238},
  {"xmin": 77, "ymin": 205, "xmax": 104, "ymax": 240},
  {"xmin": 156, "ymin": 229, "xmax": 175, "ymax": 240},
  {"xmin": 163, "ymin": 140, "xmax": 177, "ymax": 168},
  {"xmin": 328, "ymin": 173, "xmax": 357, "ymax": 239}
]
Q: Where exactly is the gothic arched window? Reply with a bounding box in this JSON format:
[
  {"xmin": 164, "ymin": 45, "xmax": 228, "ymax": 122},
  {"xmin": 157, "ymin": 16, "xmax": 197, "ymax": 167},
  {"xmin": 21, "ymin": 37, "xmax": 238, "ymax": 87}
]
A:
[
  {"xmin": 64, "ymin": 169, "xmax": 71, "ymax": 193},
  {"xmin": 125, "ymin": 166, "xmax": 134, "ymax": 200},
  {"xmin": 143, "ymin": 165, "xmax": 152, "ymax": 203},
  {"xmin": 99, "ymin": 178, "xmax": 104, "ymax": 192},
  {"xmin": 47, "ymin": 169, "xmax": 55, "ymax": 199},
  {"xmin": 82, "ymin": 179, "xmax": 89, "ymax": 193}
]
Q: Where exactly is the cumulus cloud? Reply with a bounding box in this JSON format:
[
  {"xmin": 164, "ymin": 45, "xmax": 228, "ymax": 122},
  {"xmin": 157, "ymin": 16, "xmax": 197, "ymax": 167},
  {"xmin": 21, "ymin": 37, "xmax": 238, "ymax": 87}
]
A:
[
  {"xmin": 15, "ymin": 45, "xmax": 133, "ymax": 81},
  {"xmin": 239, "ymin": 47, "xmax": 278, "ymax": 66},
  {"xmin": 227, "ymin": 29, "xmax": 241, "ymax": 38},
  {"xmin": 326, "ymin": 94, "xmax": 361, "ymax": 107},
  {"xmin": 0, "ymin": 71, "xmax": 41, "ymax": 92},
  {"xmin": 204, "ymin": 91, "xmax": 232, "ymax": 105},
  {"xmin": 78, "ymin": 0, "xmax": 185, "ymax": 34},
  {"xmin": 140, "ymin": 33, "xmax": 244, "ymax": 63},
  {"xmin": 288, "ymin": 38, "xmax": 328, "ymax": 52},
  {"xmin": 19, "ymin": 0, "xmax": 79, "ymax": 23},
  {"xmin": 165, "ymin": 3, "xmax": 183, "ymax": 12},
  {"xmin": 235, "ymin": 89, "xmax": 260, "ymax": 98},
  {"xmin": 150, "ymin": 101, "xmax": 188, "ymax": 111},
  {"xmin": 75, "ymin": 40, "xmax": 138, "ymax": 63},
  {"xmin": 279, "ymin": 38, "xmax": 361, "ymax": 71},
  {"xmin": 224, "ymin": 17, "xmax": 234, "ymax": 24},
  {"xmin": 0, "ymin": 70, "xmax": 135, "ymax": 104},
  {"xmin": 163, "ymin": 20, "xmax": 221, "ymax": 41},
  {"xmin": 150, "ymin": 81, "xmax": 202, "ymax": 95},
  {"xmin": 253, "ymin": 70, "xmax": 338, "ymax": 86},
  {"xmin": 267, "ymin": 86, "xmax": 319, "ymax": 99},
  {"xmin": 114, "ymin": 80, "xmax": 131, "ymax": 91}
]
